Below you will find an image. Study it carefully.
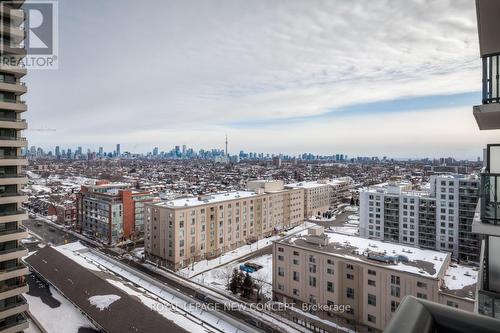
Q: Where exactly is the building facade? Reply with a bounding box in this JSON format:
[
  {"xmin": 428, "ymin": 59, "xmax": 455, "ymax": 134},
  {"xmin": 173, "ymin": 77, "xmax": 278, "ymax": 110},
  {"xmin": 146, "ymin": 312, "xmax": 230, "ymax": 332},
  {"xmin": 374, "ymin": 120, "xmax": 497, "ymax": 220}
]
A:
[
  {"xmin": 76, "ymin": 181, "xmax": 153, "ymax": 244},
  {"xmin": 47, "ymin": 202, "xmax": 77, "ymax": 225},
  {"xmin": 145, "ymin": 180, "xmax": 304, "ymax": 270},
  {"xmin": 273, "ymin": 226, "xmax": 476, "ymax": 332},
  {"xmin": 285, "ymin": 177, "xmax": 354, "ymax": 217},
  {"xmin": 359, "ymin": 175, "xmax": 480, "ymax": 263},
  {"xmin": 0, "ymin": 1, "xmax": 29, "ymax": 331}
]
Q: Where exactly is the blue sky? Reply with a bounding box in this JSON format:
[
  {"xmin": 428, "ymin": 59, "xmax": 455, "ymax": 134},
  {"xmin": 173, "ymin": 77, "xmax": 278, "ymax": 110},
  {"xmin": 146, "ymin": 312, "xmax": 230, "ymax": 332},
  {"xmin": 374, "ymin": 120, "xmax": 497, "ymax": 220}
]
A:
[{"xmin": 24, "ymin": 0, "xmax": 497, "ymax": 159}]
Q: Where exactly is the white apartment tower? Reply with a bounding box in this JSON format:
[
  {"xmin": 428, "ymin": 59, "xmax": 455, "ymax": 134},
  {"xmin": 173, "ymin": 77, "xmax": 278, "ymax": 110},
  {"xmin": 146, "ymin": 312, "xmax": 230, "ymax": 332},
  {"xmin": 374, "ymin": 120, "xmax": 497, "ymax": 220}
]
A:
[{"xmin": 360, "ymin": 175, "xmax": 480, "ymax": 262}]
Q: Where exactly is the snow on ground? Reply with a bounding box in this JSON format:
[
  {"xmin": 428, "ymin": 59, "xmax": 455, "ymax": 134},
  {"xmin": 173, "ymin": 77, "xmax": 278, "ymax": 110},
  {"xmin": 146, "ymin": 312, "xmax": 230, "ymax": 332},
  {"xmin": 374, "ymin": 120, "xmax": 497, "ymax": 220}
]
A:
[
  {"xmin": 131, "ymin": 247, "xmax": 145, "ymax": 260},
  {"xmin": 24, "ymin": 286, "xmax": 97, "ymax": 333},
  {"xmin": 88, "ymin": 294, "xmax": 121, "ymax": 310},
  {"xmin": 443, "ymin": 264, "xmax": 478, "ymax": 291},
  {"xmin": 179, "ymin": 222, "xmax": 314, "ymax": 278},
  {"xmin": 200, "ymin": 254, "xmax": 273, "ymax": 299}
]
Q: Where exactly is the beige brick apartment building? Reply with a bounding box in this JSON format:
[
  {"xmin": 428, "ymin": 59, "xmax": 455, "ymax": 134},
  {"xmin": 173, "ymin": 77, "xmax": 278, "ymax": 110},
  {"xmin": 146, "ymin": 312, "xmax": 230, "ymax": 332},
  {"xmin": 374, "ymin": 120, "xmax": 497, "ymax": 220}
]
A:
[
  {"xmin": 273, "ymin": 226, "xmax": 476, "ymax": 332},
  {"xmin": 145, "ymin": 180, "xmax": 304, "ymax": 270},
  {"xmin": 285, "ymin": 177, "xmax": 354, "ymax": 217}
]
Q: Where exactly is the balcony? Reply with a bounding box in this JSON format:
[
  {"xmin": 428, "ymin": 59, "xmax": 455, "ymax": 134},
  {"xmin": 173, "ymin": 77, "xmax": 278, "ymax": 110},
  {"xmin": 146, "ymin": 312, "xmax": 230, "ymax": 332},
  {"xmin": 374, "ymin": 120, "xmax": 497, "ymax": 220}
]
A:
[
  {"xmin": 0, "ymin": 192, "xmax": 27, "ymax": 205},
  {"xmin": 0, "ymin": 24, "xmax": 24, "ymax": 44},
  {"xmin": 0, "ymin": 174, "xmax": 26, "ymax": 186},
  {"xmin": 0, "ymin": 246, "xmax": 26, "ymax": 262},
  {"xmin": 0, "ymin": 263, "xmax": 28, "ymax": 282},
  {"xmin": 0, "ymin": 296, "xmax": 27, "ymax": 320},
  {"xmin": 0, "ymin": 99, "xmax": 26, "ymax": 112},
  {"xmin": 0, "ymin": 313, "xmax": 28, "ymax": 333},
  {"xmin": 0, "ymin": 118, "xmax": 26, "ymax": 130},
  {"xmin": 0, "ymin": 226, "xmax": 27, "ymax": 242},
  {"xmin": 385, "ymin": 296, "xmax": 500, "ymax": 333},
  {"xmin": 471, "ymin": 174, "xmax": 500, "ymax": 237},
  {"xmin": 0, "ymin": 4, "xmax": 25, "ymax": 25},
  {"xmin": 0, "ymin": 136, "xmax": 27, "ymax": 148},
  {"xmin": 0, "ymin": 281, "xmax": 27, "ymax": 300},
  {"xmin": 474, "ymin": 54, "xmax": 500, "ymax": 130},
  {"xmin": 0, "ymin": 81, "xmax": 26, "ymax": 95},
  {"xmin": 0, "ymin": 156, "xmax": 27, "ymax": 167}
]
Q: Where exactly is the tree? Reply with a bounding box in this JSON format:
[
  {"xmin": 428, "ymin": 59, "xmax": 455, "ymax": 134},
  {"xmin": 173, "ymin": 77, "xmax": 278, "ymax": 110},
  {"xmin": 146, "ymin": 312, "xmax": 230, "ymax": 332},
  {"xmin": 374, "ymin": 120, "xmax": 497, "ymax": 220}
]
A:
[
  {"xmin": 229, "ymin": 268, "xmax": 243, "ymax": 294},
  {"xmin": 350, "ymin": 196, "xmax": 355, "ymax": 206},
  {"xmin": 241, "ymin": 273, "xmax": 254, "ymax": 298}
]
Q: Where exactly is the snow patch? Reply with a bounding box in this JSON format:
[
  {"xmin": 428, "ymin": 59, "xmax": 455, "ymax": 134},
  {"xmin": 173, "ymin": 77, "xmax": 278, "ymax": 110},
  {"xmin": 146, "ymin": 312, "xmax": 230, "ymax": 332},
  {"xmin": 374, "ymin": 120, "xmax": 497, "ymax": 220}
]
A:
[{"xmin": 88, "ymin": 294, "xmax": 121, "ymax": 310}]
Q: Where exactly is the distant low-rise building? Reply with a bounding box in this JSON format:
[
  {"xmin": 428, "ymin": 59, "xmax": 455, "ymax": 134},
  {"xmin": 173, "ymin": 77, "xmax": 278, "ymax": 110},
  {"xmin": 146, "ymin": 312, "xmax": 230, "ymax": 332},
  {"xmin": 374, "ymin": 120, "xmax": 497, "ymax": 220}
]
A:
[
  {"xmin": 273, "ymin": 226, "xmax": 477, "ymax": 332},
  {"xmin": 285, "ymin": 177, "xmax": 354, "ymax": 217},
  {"xmin": 47, "ymin": 202, "xmax": 77, "ymax": 225},
  {"xmin": 145, "ymin": 180, "xmax": 304, "ymax": 270},
  {"xmin": 76, "ymin": 181, "xmax": 154, "ymax": 244}
]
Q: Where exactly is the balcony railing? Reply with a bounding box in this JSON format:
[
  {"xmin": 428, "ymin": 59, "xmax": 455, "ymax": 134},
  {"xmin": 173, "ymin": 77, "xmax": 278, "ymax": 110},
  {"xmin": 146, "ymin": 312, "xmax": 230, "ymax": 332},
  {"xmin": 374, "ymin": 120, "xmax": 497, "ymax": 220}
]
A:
[
  {"xmin": 0, "ymin": 210, "xmax": 24, "ymax": 216},
  {"xmin": 483, "ymin": 54, "xmax": 500, "ymax": 104},
  {"xmin": 480, "ymin": 173, "xmax": 500, "ymax": 224},
  {"xmin": 385, "ymin": 296, "xmax": 500, "ymax": 333},
  {"xmin": 0, "ymin": 313, "xmax": 27, "ymax": 331}
]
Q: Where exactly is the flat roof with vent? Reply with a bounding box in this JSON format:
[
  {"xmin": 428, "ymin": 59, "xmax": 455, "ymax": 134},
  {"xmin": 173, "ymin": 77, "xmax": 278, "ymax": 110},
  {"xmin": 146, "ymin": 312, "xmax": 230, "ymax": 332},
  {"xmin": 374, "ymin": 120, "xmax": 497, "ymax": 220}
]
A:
[{"xmin": 153, "ymin": 190, "xmax": 259, "ymax": 208}]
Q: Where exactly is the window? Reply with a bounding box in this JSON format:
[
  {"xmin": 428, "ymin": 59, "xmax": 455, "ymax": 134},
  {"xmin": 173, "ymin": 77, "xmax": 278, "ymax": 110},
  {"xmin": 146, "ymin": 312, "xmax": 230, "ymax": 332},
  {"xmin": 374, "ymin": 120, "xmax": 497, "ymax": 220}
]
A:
[
  {"xmin": 391, "ymin": 300, "xmax": 400, "ymax": 312},
  {"xmin": 278, "ymin": 255, "xmax": 284, "ymax": 261},
  {"xmin": 417, "ymin": 281, "xmax": 427, "ymax": 289},
  {"xmin": 327, "ymin": 268, "xmax": 334, "ymax": 275},
  {"xmin": 368, "ymin": 314, "xmax": 376, "ymax": 323},
  {"xmin": 293, "ymin": 259, "xmax": 299, "ymax": 265},
  {"xmin": 309, "ymin": 263, "xmax": 317, "ymax": 273},
  {"xmin": 346, "ymin": 264, "xmax": 354, "ymax": 270},
  {"xmin": 309, "ymin": 276, "xmax": 316, "ymax": 287},
  {"xmin": 391, "ymin": 275, "xmax": 400, "ymax": 285},
  {"xmin": 368, "ymin": 279, "xmax": 376, "ymax": 287},
  {"xmin": 309, "ymin": 255, "xmax": 316, "ymax": 263},
  {"xmin": 327, "ymin": 281, "xmax": 334, "ymax": 292},
  {"xmin": 447, "ymin": 300, "xmax": 458, "ymax": 308},
  {"xmin": 278, "ymin": 247, "xmax": 284, "ymax": 252},
  {"xmin": 293, "ymin": 289, "xmax": 299, "ymax": 296},
  {"xmin": 278, "ymin": 267, "xmax": 284, "ymax": 276},
  {"xmin": 368, "ymin": 294, "xmax": 376, "ymax": 306},
  {"xmin": 368, "ymin": 269, "xmax": 376, "ymax": 276},
  {"xmin": 293, "ymin": 271, "xmax": 299, "ymax": 281},
  {"xmin": 417, "ymin": 293, "xmax": 427, "ymax": 300},
  {"xmin": 346, "ymin": 273, "xmax": 354, "ymax": 280},
  {"xmin": 391, "ymin": 285, "xmax": 400, "ymax": 297},
  {"xmin": 346, "ymin": 287, "xmax": 354, "ymax": 299},
  {"xmin": 293, "ymin": 251, "xmax": 299, "ymax": 256}
]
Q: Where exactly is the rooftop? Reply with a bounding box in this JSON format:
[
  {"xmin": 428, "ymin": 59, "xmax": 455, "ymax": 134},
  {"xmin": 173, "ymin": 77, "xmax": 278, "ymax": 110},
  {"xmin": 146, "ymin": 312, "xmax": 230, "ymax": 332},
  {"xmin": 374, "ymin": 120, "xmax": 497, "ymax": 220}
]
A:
[
  {"xmin": 153, "ymin": 190, "xmax": 259, "ymax": 208},
  {"xmin": 278, "ymin": 229, "xmax": 450, "ymax": 278},
  {"xmin": 285, "ymin": 177, "xmax": 352, "ymax": 189}
]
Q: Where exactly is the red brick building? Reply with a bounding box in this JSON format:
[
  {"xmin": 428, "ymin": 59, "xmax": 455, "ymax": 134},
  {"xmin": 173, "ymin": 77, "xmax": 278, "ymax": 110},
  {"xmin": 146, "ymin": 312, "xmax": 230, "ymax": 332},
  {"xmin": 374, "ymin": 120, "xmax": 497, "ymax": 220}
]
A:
[{"xmin": 76, "ymin": 181, "xmax": 154, "ymax": 244}]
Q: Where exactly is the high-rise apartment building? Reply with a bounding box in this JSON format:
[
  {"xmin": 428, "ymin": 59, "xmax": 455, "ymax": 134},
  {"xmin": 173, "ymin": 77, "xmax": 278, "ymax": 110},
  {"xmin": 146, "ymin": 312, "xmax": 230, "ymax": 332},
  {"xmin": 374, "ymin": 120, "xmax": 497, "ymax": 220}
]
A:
[
  {"xmin": 273, "ymin": 226, "xmax": 477, "ymax": 332},
  {"xmin": 285, "ymin": 177, "xmax": 354, "ymax": 217},
  {"xmin": 145, "ymin": 180, "xmax": 304, "ymax": 270},
  {"xmin": 359, "ymin": 175, "xmax": 480, "ymax": 263},
  {"xmin": 0, "ymin": 1, "xmax": 30, "ymax": 331},
  {"xmin": 472, "ymin": 0, "xmax": 500, "ymax": 320},
  {"xmin": 76, "ymin": 181, "xmax": 154, "ymax": 244}
]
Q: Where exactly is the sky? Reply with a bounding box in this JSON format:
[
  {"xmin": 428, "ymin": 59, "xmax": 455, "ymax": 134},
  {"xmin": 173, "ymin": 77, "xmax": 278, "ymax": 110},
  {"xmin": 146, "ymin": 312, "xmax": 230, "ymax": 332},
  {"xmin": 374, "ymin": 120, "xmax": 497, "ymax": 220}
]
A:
[{"xmin": 24, "ymin": 0, "xmax": 499, "ymax": 159}]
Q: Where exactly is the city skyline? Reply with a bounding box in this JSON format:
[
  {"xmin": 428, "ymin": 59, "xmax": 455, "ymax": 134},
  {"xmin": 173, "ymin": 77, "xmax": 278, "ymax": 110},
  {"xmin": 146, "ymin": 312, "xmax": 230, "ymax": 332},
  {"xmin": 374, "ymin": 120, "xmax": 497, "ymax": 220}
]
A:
[{"xmin": 23, "ymin": 0, "xmax": 498, "ymax": 159}]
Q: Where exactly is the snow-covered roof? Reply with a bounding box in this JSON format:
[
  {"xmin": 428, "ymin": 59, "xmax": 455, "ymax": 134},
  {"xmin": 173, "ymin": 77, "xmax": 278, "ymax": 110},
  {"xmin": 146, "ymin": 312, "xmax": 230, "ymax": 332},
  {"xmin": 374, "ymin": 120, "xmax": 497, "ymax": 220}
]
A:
[
  {"xmin": 154, "ymin": 190, "xmax": 259, "ymax": 208},
  {"xmin": 286, "ymin": 177, "xmax": 352, "ymax": 189},
  {"xmin": 441, "ymin": 263, "xmax": 478, "ymax": 299},
  {"xmin": 280, "ymin": 231, "xmax": 450, "ymax": 278}
]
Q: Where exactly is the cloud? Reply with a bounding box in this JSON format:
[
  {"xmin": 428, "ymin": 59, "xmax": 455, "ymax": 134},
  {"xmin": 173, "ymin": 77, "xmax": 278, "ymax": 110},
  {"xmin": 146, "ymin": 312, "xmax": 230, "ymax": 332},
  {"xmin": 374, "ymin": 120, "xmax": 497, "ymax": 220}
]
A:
[{"xmin": 24, "ymin": 0, "xmax": 485, "ymax": 158}]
